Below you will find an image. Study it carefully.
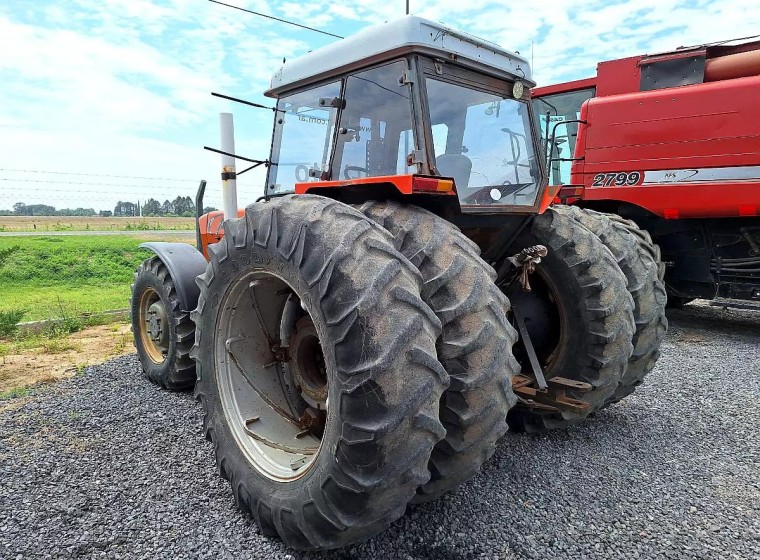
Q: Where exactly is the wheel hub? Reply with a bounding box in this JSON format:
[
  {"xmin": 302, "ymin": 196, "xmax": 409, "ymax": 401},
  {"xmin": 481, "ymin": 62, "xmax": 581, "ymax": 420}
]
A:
[
  {"xmin": 146, "ymin": 301, "xmax": 168, "ymax": 345},
  {"xmin": 288, "ymin": 316, "xmax": 328, "ymax": 410},
  {"xmin": 137, "ymin": 287, "xmax": 169, "ymax": 364}
]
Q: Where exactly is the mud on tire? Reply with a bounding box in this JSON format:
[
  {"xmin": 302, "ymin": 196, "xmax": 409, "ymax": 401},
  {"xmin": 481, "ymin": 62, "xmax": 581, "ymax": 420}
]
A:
[
  {"xmin": 191, "ymin": 195, "xmax": 449, "ymax": 550},
  {"xmin": 555, "ymin": 206, "xmax": 668, "ymax": 405},
  {"xmin": 131, "ymin": 256, "xmax": 196, "ymax": 391},
  {"xmin": 359, "ymin": 201, "xmax": 518, "ymax": 503},
  {"xmin": 503, "ymin": 207, "xmax": 635, "ymax": 432}
]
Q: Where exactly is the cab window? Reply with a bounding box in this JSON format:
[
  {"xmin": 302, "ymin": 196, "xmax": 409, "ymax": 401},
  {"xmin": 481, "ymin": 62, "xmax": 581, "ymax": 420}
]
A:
[
  {"xmin": 533, "ymin": 88, "xmax": 595, "ymax": 185},
  {"xmin": 332, "ymin": 61, "xmax": 415, "ymax": 180},
  {"xmin": 267, "ymin": 81, "xmax": 341, "ymax": 193}
]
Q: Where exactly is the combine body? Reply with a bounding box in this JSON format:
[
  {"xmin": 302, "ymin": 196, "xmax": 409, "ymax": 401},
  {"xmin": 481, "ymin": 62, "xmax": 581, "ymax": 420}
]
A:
[{"xmin": 534, "ymin": 40, "xmax": 760, "ymax": 301}]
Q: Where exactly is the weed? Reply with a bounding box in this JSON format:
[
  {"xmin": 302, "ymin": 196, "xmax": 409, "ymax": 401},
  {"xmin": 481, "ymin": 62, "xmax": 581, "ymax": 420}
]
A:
[
  {"xmin": 0, "ymin": 386, "xmax": 32, "ymax": 399},
  {"xmin": 40, "ymin": 339, "xmax": 80, "ymax": 354},
  {"xmin": 0, "ymin": 309, "xmax": 25, "ymax": 336}
]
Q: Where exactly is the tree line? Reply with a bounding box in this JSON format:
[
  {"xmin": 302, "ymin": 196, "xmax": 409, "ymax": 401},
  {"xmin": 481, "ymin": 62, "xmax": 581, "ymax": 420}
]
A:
[{"xmin": 3, "ymin": 197, "xmax": 217, "ymax": 218}]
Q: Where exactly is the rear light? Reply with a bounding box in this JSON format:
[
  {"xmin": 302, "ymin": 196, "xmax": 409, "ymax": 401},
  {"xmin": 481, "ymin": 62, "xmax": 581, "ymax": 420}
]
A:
[{"xmin": 411, "ymin": 177, "xmax": 455, "ymax": 193}]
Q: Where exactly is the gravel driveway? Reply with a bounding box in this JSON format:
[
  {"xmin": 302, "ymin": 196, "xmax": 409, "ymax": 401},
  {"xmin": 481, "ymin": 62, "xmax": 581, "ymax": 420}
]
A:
[{"xmin": 1, "ymin": 302, "xmax": 758, "ymax": 559}]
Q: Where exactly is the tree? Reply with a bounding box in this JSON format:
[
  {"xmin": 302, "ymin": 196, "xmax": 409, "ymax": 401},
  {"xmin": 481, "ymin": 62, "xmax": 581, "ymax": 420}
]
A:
[
  {"xmin": 161, "ymin": 199, "xmax": 174, "ymax": 215},
  {"xmin": 25, "ymin": 204, "xmax": 57, "ymax": 216},
  {"xmin": 59, "ymin": 208, "xmax": 96, "ymax": 216},
  {"xmin": 99, "ymin": 210, "xmax": 113, "ymax": 217},
  {"xmin": 114, "ymin": 201, "xmax": 137, "ymax": 217},
  {"xmin": 142, "ymin": 198, "xmax": 162, "ymax": 216}
]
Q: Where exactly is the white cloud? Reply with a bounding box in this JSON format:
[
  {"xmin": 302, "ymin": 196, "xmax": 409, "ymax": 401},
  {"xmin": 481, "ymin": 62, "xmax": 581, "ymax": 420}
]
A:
[{"xmin": 0, "ymin": 0, "xmax": 758, "ymax": 212}]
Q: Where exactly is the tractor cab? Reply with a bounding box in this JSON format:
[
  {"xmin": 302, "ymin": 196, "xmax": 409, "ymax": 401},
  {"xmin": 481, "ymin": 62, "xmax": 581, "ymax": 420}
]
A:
[{"xmin": 263, "ymin": 16, "xmax": 547, "ymax": 213}]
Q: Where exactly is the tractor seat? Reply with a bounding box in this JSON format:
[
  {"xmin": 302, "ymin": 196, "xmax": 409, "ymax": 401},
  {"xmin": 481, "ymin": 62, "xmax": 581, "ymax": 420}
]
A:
[{"xmin": 436, "ymin": 153, "xmax": 472, "ymax": 190}]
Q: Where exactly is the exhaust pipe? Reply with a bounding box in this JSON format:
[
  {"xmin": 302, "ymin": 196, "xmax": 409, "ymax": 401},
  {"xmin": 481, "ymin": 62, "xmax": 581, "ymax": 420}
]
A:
[{"xmin": 219, "ymin": 113, "xmax": 239, "ymax": 221}]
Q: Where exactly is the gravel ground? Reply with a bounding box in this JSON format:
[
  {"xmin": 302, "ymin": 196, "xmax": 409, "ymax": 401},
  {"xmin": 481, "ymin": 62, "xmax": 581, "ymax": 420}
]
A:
[{"xmin": 1, "ymin": 301, "xmax": 758, "ymax": 560}]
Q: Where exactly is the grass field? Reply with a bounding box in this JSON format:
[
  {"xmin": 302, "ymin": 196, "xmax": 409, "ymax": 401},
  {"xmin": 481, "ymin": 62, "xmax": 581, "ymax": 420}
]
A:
[
  {"xmin": 0, "ymin": 235, "xmax": 155, "ymax": 321},
  {"xmin": 0, "ymin": 215, "xmax": 195, "ymax": 232}
]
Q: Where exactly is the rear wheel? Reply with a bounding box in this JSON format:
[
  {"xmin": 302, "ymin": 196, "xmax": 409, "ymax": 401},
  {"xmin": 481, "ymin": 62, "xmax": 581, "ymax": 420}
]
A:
[
  {"xmin": 359, "ymin": 201, "xmax": 518, "ymax": 503},
  {"xmin": 555, "ymin": 206, "xmax": 668, "ymax": 405},
  {"xmin": 192, "ymin": 195, "xmax": 449, "ymax": 550},
  {"xmin": 502, "ymin": 207, "xmax": 635, "ymax": 432},
  {"xmin": 131, "ymin": 256, "xmax": 195, "ymax": 390}
]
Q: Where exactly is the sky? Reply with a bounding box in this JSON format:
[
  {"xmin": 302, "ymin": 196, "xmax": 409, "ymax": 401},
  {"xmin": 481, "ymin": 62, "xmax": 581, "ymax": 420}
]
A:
[{"xmin": 0, "ymin": 0, "xmax": 758, "ymax": 212}]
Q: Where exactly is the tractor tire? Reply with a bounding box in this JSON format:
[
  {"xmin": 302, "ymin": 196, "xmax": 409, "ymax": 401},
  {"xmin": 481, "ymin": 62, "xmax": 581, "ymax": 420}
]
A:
[
  {"xmin": 131, "ymin": 256, "xmax": 196, "ymax": 391},
  {"xmin": 191, "ymin": 195, "xmax": 449, "ymax": 550},
  {"xmin": 554, "ymin": 206, "xmax": 668, "ymax": 405},
  {"xmin": 359, "ymin": 201, "xmax": 518, "ymax": 503},
  {"xmin": 603, "ymin": 213, "xmax": 666, "ymax": 282},
  {"xmin": 503, "ymin": 207, "xmax": 635, "ymax": 433}
]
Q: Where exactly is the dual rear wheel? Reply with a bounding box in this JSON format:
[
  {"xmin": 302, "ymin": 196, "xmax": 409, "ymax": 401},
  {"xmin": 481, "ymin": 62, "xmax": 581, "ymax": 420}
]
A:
[{"xmin": 131, "ymin": 196, "xmax": 665, "ymax": 550}]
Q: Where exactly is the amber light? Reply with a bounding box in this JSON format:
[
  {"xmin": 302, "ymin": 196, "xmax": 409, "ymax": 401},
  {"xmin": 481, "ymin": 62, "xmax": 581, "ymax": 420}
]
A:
[{"xmin": 412, "ymin": 177, "xmax": 455, "ymax": 193}]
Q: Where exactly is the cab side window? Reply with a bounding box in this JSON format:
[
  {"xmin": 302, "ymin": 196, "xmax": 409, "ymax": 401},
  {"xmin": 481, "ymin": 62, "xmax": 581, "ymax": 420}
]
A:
[{"xmin": 332, "ymin": 61, "xmax": 414, "ymax": 180}]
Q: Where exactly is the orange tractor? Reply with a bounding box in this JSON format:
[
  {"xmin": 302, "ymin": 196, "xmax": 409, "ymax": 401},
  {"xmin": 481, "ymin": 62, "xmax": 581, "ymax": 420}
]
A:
[{"xmin": 131, "ymin": 16, "xmax": 666, "ymax": 550}]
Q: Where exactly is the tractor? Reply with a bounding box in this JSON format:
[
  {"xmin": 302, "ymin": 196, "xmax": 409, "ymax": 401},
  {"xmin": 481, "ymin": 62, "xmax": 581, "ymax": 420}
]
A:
[{"xmin": 131, "ymin": 16, "xmax": 666, "ymax": 550}]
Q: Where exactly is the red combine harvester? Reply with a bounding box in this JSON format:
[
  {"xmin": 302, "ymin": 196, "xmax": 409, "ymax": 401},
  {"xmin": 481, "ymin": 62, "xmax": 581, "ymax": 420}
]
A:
[{"xmin": 533, "ymin": 38, "xmax": 760, "ymax": 305}]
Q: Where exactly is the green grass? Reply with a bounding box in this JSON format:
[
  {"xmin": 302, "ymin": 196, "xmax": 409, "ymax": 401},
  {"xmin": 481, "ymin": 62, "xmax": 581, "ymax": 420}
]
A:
[
  {"xmin": 0, "ymin": 386, "xmax": 33, "ymax": 399},
  {"xmin": 0, "ymin": 236, "xmax": 153, "ymax": 322}
]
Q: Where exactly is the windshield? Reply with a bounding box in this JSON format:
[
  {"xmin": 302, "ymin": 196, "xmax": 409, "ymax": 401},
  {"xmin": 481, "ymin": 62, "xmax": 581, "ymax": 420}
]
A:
[
  {"xmin": 267, "ymin": 81, "xmax": 341, "ymax": 193},
  {"xmin": 426, "ymin": 78, "xmax": 541, "ymax": 207}
]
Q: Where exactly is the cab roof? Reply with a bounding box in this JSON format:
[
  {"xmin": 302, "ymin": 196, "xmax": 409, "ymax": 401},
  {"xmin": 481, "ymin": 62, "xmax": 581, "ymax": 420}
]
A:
[{"xmin": 265, "ymin": 15, "xmax": 532, "ymax": 98}]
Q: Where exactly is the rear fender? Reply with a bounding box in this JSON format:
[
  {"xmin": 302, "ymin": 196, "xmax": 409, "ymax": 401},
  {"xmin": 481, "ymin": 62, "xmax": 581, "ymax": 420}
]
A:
[{"xmin": 139, "ymin": 242, "xmax": 208, "ymax": 313}]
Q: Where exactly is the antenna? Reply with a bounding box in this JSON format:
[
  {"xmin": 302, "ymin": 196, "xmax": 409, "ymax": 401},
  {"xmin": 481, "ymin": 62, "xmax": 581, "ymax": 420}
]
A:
[
  {"xmin": 406, "ymin": 1, "xmax": 410, "ymax": 15},
  {"xmin": 209, "ymin": 0, "xmax": 343, "ymax": 39}
]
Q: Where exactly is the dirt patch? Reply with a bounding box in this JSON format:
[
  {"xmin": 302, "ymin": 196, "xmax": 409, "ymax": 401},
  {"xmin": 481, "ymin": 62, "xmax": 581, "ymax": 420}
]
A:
[{"xmin": 0, "ymin": 323, "xmax": 133, "ymax": 393}]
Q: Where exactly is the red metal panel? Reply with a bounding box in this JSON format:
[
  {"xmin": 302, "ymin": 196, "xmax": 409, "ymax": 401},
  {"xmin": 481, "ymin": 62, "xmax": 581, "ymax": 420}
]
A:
[
  {"xmin": 533, "ymin": 77, "xmax": 596, "ymax": 97},
  {"xmin": 198, "ymin": 209, "xmax": 244, "ymax": 259},
  {"xmin": 595, "ymin": 56, "xmax": 642, "ymax": 96},
  {"xmin": 582, "ymin": 75, "xmax": 760, "ymax": 169},
  {"xmin": 296, "ymin": 174, "xmax": 415, "ymax": 194},
  {"xmin": 295, "ymin": 174, "xmax": 456, "ymax": 195},
  {"xmin": 582, "ymin": 182, "xmax": 760, "ymax": 219}
]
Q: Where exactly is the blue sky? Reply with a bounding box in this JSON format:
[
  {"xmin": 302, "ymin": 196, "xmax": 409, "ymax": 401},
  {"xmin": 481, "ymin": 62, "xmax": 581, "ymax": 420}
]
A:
[{"xmin": 0, "ymin": 0, "xmax": 757, "ymax": 211}]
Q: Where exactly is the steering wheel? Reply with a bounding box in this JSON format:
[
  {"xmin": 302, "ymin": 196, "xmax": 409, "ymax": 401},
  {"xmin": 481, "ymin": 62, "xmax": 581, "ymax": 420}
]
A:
[{"xmin": 343, "ymin": 166, "xmax": 369, "ymax": 180}]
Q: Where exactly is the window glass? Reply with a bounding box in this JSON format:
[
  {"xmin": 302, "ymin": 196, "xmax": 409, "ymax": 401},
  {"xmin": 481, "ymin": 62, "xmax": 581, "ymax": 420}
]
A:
[
  {"xmin": 332, "ymin": 61, "xmax": 414, "ymax": 180},
  {"xmin": 533, "ymin": 88, "xmax": 595, "ymax": 185},
  {"xmin": 426, "ymin": 78, "xmax": 541, "ymax": 207},
  {"xmin": 267, "ymin": 81, "xmax": 341, "ymax": 193}
]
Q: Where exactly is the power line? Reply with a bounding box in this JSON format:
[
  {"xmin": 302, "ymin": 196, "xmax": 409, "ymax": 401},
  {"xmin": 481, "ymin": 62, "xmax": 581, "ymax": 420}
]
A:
[
  {"xmin": 209, "ymin": 0, "xmax": 344, "ymax": 39},
  {"xmin": 0, "ymin": 169, "xmax": 201, "ymax": 182},
  {"xmin": 0, "ymin": 178, "xmax": 198, "ymax": 189},
  {"xmin": 0, "ymin": 179, "xmax": 258, "ymax": 194}
]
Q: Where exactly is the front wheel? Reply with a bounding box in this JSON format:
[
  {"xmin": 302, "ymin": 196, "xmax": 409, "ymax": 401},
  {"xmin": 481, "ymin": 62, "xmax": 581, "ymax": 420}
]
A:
[
  {"xmin": 192, "ymin": 195, "xmax": 449, "ymax": 550},
  {"xmin": 131, "ymin": 256, "xmax": 195, "ymax": 390}
]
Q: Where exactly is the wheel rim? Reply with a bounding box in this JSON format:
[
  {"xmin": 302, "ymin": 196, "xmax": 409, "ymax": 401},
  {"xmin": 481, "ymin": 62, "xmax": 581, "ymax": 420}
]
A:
[
  {"xmin": 137, "ymin": 287, "xmax": 169, "ymax": 364},
  {"xmin": 506, "ymin": 267, "xmax": 567, "ymax": 374},
  {"xmin": 215, "ymin": 269, "xmax": 326, "ymax": 482}
]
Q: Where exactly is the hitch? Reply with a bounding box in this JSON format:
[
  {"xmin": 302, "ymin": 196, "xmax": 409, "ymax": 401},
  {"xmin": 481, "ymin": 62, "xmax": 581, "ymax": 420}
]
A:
[{"xmin": 511, "ymin": 374, "xmax": 592, "ymax": 415}]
